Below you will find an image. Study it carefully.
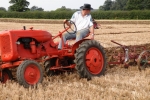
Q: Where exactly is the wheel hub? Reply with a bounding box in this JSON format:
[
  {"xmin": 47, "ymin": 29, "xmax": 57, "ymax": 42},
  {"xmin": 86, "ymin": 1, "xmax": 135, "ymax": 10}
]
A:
[
  {"xmin": 24, "ymin": 65, "xmax": 40, "ymax": 84},
  {"xmin": 86, "ymin": 47, "xmax": 104, "ymax": 74},
  {"xmin": 90, "ymin": 55, "xmax": 101, "ymax": 67},
  {"xmin": 29, "ymin": 72, "xmax": 36, "ymax": 78}
]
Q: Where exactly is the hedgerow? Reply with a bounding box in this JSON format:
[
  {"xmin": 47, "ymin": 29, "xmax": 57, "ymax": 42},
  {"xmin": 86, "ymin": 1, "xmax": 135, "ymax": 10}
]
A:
[{"xmin": 0, "ymin": 10, "xmax": 150, "ymax": 19}]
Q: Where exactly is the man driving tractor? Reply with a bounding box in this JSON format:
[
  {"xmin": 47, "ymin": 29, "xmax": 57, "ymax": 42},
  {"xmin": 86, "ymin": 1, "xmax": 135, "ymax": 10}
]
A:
[{"xmin": 58, "ymin": 3, "xmax": 94, "ymax": 49}]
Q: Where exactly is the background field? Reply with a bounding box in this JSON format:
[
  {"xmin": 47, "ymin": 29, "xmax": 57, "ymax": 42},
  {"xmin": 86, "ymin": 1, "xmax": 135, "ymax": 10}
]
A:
[{"xmin": 0, "ymin": 19, "xmax": 150, "ymax": 100}]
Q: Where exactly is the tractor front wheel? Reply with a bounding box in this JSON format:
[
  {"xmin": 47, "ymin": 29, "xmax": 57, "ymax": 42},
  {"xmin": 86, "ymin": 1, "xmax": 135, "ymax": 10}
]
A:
[
  {"xmin": 75, "ymin": 40, "xmax": 106, "ymax": 80},
  {"xmin": 17, "ymin": 60, "xmax": 43, "ymax": 88}
]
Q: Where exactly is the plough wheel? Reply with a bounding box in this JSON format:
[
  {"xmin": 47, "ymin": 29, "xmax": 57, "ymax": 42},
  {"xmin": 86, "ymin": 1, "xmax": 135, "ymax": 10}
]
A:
[
  {"xmin": 75, "ymin": 40, "xmax": 106, "ymax": 80},
  {"xmin": 0, "ymin": 69, "xmax": 13, "ymax": 83},
  {"xmin": 17, "ymin": 60, "xmax": 43, "ymax": 88},
  {"xmin": 137, "ymin": 50, "xmax": 150, "ymax": 71}
]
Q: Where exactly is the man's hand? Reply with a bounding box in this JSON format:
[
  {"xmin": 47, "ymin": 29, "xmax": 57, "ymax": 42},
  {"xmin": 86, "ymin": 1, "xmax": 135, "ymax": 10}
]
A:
[
  {"xmin": 90, "ymin": 33, "xmax": 94, "ymax": 39},
  {"xmin": 63, "ymin": 19, "xmax": 68, "ymax": 23},
  {"xmin": 64, "ymin": 19, "xmax": 70, "ymax": 27}
]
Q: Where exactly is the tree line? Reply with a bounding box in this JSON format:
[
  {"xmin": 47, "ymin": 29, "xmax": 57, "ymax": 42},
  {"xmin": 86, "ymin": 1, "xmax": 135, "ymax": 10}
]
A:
[{"xmin": 100, "ymin": 0, "xmax": 150, "ymax": 10}]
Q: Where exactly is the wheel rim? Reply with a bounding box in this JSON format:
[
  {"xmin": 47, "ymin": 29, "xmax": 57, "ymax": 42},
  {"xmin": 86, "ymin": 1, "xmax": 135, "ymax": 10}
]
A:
[
  {"xmin": 24, "ymin": 64, "xmax": 40, "ymax": 85},
  {"xmin": 85, "ymin": 47, "xmax": 104, "ymax": 74},
  {"xmin": 0, "ymin": 71, "xmax": 10, "ymax": 83}
]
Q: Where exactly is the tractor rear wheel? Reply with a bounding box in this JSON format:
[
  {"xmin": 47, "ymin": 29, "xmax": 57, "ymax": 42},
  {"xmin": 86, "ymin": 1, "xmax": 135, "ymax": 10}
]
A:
[
  {"xmin": 0, "ymin": 69, "xmax": 13, "ymax": 83},
  {"xmin": 75, "ymin": 40, "xmax": 106, "ymax": 80},
  {"xmin": 17, "ymin": 60, "xmax": 43, "ymax": 88}
]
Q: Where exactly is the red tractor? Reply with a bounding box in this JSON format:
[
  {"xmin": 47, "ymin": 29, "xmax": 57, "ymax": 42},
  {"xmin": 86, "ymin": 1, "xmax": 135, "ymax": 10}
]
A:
[{"xmin": 0, "ymin": 20, "xmax": 106, "ymax": 87}]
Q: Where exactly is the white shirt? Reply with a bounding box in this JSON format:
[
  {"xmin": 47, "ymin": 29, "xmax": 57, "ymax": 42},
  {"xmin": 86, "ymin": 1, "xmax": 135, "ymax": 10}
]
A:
[{"xmin": 70, "ymin": 11, "xmax": 93, "ymax": 31}]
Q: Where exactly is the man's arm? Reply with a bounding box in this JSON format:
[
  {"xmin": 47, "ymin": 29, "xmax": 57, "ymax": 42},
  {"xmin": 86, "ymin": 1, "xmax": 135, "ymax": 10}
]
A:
[{"xmin": 89, "ymin": 25, "xmax": 94, "ymax": 39}]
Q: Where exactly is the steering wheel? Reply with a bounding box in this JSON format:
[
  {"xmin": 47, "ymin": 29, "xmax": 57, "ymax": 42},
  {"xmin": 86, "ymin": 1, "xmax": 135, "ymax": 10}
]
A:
[{"xmin": 63, "ymin": 20, "xmax": 77, "ymax": 34}]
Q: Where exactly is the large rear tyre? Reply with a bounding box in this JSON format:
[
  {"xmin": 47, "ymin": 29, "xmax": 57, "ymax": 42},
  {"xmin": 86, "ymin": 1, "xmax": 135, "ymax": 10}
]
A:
[
  {"xmin": 0, "ymin": 69, "xmax": 13, "ymax": 83},
  {"xmin": 17, "ymin": 60, "xmax": 43, "ymax": 88},
  {"xmin": 75, "ymin": 40, "xmax": 106, "ymax": 80}
]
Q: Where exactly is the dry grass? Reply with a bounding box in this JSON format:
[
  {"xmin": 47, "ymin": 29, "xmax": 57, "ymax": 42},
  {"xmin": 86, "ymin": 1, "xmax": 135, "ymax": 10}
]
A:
[
  {"xmin": 0, "ymin": 19, "xmax": 150, "ymax": 100},
  {"xmin": 1, "ymin": 68, "xmax": 150, "ymax": 100}
]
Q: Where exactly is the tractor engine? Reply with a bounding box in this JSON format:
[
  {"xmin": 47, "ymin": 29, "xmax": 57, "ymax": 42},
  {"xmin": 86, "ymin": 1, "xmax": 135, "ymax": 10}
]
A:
[
  {"xmin": 17, "ymin": 38, "xmax": 38, "ymax": 54},
  {"xmin": 19, "ymin": 38, "xmax": 33, "ymax": 49}
]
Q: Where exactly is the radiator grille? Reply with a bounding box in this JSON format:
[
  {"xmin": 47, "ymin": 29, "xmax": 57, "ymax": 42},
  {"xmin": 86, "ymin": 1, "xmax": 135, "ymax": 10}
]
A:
[{"xmin": 1, "ymin": 35, "xmax": 11, "ymax": 54}]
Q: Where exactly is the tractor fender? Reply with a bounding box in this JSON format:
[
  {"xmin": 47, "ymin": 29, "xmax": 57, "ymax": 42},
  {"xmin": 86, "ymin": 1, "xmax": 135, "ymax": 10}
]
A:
[{"xmin": 72, "ymin": 39, "xmax": 91, "ymax": 53}]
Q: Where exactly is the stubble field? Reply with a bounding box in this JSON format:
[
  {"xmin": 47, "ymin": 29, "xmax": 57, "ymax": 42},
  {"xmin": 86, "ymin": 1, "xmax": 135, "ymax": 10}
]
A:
[{"xmin": 0, "ymin": 19, "xmax": 150, "ymax": 100}]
